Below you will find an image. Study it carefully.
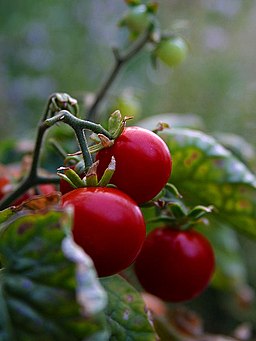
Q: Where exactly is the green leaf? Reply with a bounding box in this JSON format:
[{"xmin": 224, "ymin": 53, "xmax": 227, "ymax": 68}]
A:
[
  {"xmin": 138, "ymin": 113, "xmax": 205, "ymax": 131},
  {"xmin": 159, "ymin": 128, "xmax": 256, "ymax": 238},
  {"xmin": 101, "ymin": 275, "xmax": 156, "ymax": 341},
  {"xmin": 0, "ymin": 209, "xmax": 108, "ymax": 341},
  {"xmin": 0, "ymin": 209, "xmax": 13, "ymax": 226},
  {"xmin": 197, "ymin": 220, "xmax": 249, "ymax": 293}
]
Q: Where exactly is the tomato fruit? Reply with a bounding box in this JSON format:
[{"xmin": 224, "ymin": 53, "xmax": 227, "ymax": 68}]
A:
[
  {"xmin": 59, "ymin": 179, "xmax": 75, "ymax": 195},
  {"xmin": 121, "ymin": 4, "xmax": 151, "ymax": 35},
  {"xmin": 62, "ymin": 187, "xmax": 146, "ymax": 277},
  {"xmin": 96, "ymin": 127, "xmax": 172, "ymax": 204},
  {"xmin": 12, "ymin": 184, "xmax": 56, "ymax": 206},
  {"xmin": 59, "ymin": 167, "xmax": 85, "ymax": 195},
  {"xmin": 154, "ymin": 36, "xmax": 188, "ymax": 67},
  {"xmin": 0, "ymin": 176, "xmax": 10, "ymax": 200},
  {"xmin": 134, "ymin": 227, "xmax": 215, "ymax": 302}
]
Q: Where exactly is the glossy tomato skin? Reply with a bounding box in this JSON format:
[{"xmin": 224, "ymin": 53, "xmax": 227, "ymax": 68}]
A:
[
  {"xmin": 96, "ymin": 127, "xmax": 172, "ymax": 204},
  {"xmin": 134, "ymin": 227, "xmax": 215, "ymax": 302},
  {"xmin": 62, "ymin": 187, "xmax": 146, "ymax": 277}
]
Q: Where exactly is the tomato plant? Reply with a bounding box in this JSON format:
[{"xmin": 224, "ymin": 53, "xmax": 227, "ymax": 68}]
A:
[
  {"xmin": 134, "ymin": 227, "xmax": 215, "ymax": 302},
  {"xmin": 62, "ymin": 187, "xmax": 146, "ymax": 277},
  {"xmin": 96, "ymin": 126, "xmax": 172, "ymax": 204},
  {"xmin": 1, "ymin": 1, "xmax": 256, "ymax": 339}
]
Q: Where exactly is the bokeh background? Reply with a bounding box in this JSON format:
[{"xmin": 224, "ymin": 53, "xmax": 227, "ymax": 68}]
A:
[
  {"xmin": 0, "ymin": 0, "xmax": 256, "ymax": 337},
  {"xmin": 0, "ymin": 0, "xmax": 255, "ymax": 145}
]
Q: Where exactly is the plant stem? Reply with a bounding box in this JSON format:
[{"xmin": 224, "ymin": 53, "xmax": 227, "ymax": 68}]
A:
[
  {"xmin": 0, "ymin": 121, "xmax": 58, "ymax": 210},
  {"xmin": 0, "ymin": 107, "xmax": 113, "ymax": 210},
  {"xmin": 86, "ymin": 24, "xmax": 153, "ymax": 121},
  {"xmin": 45, "ymin": 110, "xmax": 112, "ymax": 169}
]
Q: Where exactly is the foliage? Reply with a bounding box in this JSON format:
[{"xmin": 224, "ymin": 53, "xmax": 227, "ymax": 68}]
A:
[{"xmin": 0, "ymin": 206, "xmax": 108, "ymax": 340}]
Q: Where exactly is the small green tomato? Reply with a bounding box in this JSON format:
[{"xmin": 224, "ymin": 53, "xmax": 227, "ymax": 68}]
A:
[
  {"xmin": 121, "ymin": 4, "xmax": 151, "ymax": 35},
  {"xmin": 155, "ymin": 36, "xmax": 188, "ymax": 67}
]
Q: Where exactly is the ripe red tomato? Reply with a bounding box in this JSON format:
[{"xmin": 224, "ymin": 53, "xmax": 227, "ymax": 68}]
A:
[
  {"xmin": 62, "ymin": 187, "xmax": 146, "ymax": 277},
  {"xmin": 134, "ymin": 227, "xmax": 215, "ymax": 302},
  {"xmin": 12, "ymin": 184, "xmax": 56, "ymax": 206},
  {"xmin": 0, "ymin": 176, "xmax": 10, "ymax": 200},
  {"xmin": 96, "ymin": 127, "xmax": 172, "ymax": 204},
  {"xmin": 59, "ymin": 165, "xmax": 86, "ymax": 195},
  {"xmin": 59, "ymin": 179, "xmax": 74, "ymax": 196}
]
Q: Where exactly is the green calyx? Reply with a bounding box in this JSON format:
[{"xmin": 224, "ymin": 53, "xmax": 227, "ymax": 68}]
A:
[
  {"xmin": 145, "ymin": 183, "xmax": 214, "ymax": 230},
  {"xmin": 57, "ymin": 157, "xmax": 116, "ymax": 190}
]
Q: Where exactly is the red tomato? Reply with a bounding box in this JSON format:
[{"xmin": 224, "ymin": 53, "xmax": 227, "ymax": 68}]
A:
[
  {"xmin": 39, "ymin": 184, "xmax": 56, "ymax": 195},
  {"xmin": 59, "ymin": 167, "xmax": 85, "ymax": 195},
  {"xmin": 12, "ymin": 184, "xmax": 56, "ymax": 206},
  {"xmin": 134, "ymin": 227, "xmax": 215, "ymax": 302},
  {"xmin": 96, "ymin": 127, "xmax": 172, "ymax": 204},
  {"xmin": 62, "ymin": 187, "xmax": 146, "ymax": 277},
  {"xmin": 0, "ymin": 176, "xmax": 10, "ymax": 200},
  {"xmin": 60, "ymin": 179, "xmax": 75, "ymax": 195}
]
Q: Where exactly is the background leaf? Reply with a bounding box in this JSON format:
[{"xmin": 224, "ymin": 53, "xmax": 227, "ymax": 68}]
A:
[
  {"xmin": 158, "ymin": 128, "xmax": 256, "ymax": 239},
  {"xmin": 137, "ymin": 112, "xmax": 205, "ymax": 131},
  {"xmin": 0, "ymin": 209, "xmax": 108, "ymax": 341},
  {"xmin": 101, "ymin": 275, "xmax": 156, "ymax": 341}
]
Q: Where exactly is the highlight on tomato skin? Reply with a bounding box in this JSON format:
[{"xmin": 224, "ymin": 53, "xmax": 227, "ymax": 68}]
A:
[
  {"xmin": 134, "ymin": 227, "xmax": 215, "ymax": 302},
  {"xmin": 62, "ymin": 186, "xmax": 146, "ymax": 277},
  {"xmin": 96, "ymin": 126, "xmax": 172, "ymax": 205}
]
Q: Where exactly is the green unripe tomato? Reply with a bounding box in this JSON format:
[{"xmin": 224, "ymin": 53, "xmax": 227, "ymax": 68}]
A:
[
  {"xmin": 155, "ymin": 36, "xmax": 188, "ymax": 67},
  {"xmin": 121, "ymin": 4, "xmax": 151, "ymax": 35}
]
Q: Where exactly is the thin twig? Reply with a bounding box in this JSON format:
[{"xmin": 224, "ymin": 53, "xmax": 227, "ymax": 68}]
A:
[{"xmin": 86, "ymin": 24, "xmax": 153, "ymax": 121}]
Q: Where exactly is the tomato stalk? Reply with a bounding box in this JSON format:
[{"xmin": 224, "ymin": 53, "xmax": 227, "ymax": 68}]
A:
[
  {"xmin": 0, "ymin": 121, "xmax": 59, "ymax": 209},
  {"xmin": 0, "ymin": 94, "xmax": 113, "ymax": 210},
  {"xmin": 45, "ymin": 110, "xmax": 112, "ymax": 169},
  {"xmin": 86, "ymin": 22, "xmax": 154, "ymax": 121}
]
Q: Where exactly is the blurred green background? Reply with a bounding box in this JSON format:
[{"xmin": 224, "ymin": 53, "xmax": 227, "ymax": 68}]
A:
[
  {"xmin": 0, "ymin": 0, "xmax": 255, "ymax": 146},
  {"xmin": 0, "ymin": 0, "xmax": 256, "ymax": 337}
]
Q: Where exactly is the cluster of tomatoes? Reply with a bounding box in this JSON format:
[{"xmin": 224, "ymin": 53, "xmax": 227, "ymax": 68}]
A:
[
  {"xmin": 61, "ymin": 126, "xmax": 172, "ymax": 277},
  {"xmin": 0, "ymin": 126, "xmax": 215, "ymax": 303},
  {"xmin": 120, "ymin": 1, "xmax": 188, "ymax": 68},
  {"xmin": 61, "ymin": 126, "xmax": 215, "ymax": 302}
]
